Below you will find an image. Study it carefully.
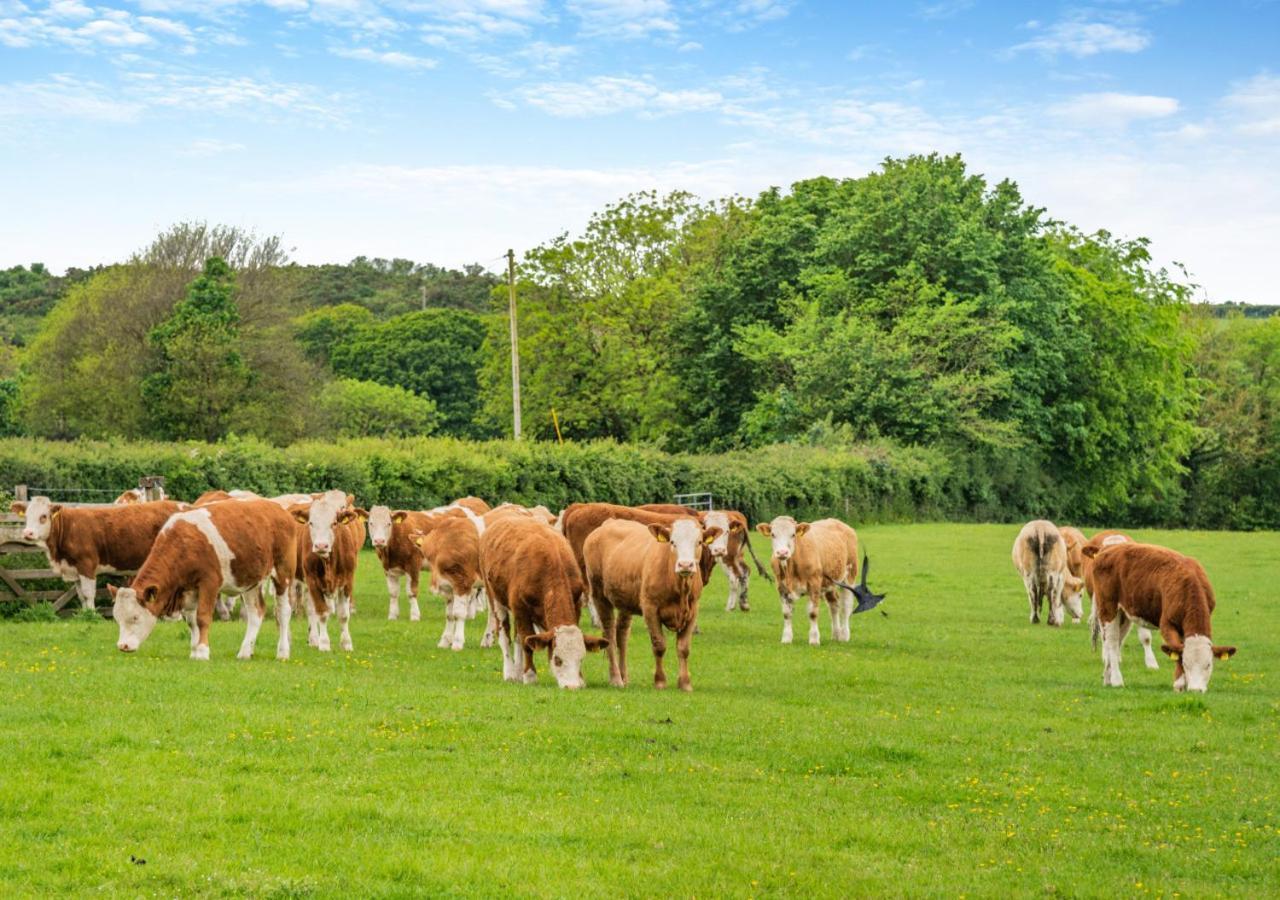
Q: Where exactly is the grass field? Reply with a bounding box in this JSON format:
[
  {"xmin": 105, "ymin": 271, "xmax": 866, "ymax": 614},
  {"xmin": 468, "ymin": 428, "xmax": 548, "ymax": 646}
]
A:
[{"xmin": 1, "ymin": 523, "xmax": 1276, "ymax": 897}]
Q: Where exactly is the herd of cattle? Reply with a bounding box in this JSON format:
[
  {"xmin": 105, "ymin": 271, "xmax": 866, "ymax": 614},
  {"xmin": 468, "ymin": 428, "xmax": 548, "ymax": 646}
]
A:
[
  {"xmin": 7, "ymin": 487, "xmax": 1236, "ymax": 693},
  {"xmin": 1012, "ymin": 520, "xmax": 1237, "ymax": 693}
]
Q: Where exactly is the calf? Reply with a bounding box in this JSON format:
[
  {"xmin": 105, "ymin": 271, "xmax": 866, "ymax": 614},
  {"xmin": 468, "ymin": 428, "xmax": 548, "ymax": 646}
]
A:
[
  {"xmin": 110, "ymin": 499, "xmax": 297, "ymax": 660},
  {"xmin": 366, "ymin": 506, "xmax": 435, "ymax": 621},
  {"xmin": 756, "ymin": 516, "xmax": 863, "ymax": 645},
  {"xmin": 289, "ymin": 490, "xmax": 365, "ymax": 656},
  {"xmin": 13, "ymin": 497, "xmax": 187, "ymax": 610},
  {"xmin": 413, "ymin": 515, "xmax": 485, "ymax": 651},
  {"xmin": 1011, "ymin": 520, "xmax": 1072, "ymax": 626},
  {"xmin": 479, "ymin": 515, "xmax": 608, "ymax": 688},
  {"xmin": 1084, "ymin": 542, "xmax": 1236, "ymax": 692},
  {"xmin": 584, "ymin": 517, "xmax": 721, "ymax": 691},
  {"xmin": 1069, "ymin": 529, "xmax": 1158, "ymax": 670}
]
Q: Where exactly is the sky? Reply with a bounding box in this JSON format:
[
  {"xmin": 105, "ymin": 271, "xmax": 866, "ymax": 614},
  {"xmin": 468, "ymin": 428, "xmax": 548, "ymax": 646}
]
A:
[{"xmin": 1, "ymin": 1, "xmax": 1278, "ymax": 302}]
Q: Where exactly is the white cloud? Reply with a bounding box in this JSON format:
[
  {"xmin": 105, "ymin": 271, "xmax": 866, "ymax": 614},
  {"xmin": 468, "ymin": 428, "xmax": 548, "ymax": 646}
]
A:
[
  {"xmin": 1050, "ymin": 92, "xmax": 1179, "ymax": 127},
  {"xmin": 471, "ymin": 40, "xmax": 576, "ymax": 77},
  {"xmin": 517, "ymin": 75, "xmax": 721, "ymax": 117},
  {"xmin": 0, "ymin": 4, "xmax": 206, "ymax": 50},
  {"xmin": 918, "ymin": 0, "xmax": 972, "ymax": 20},
  {"xmin": 1222, "ymin": 73, "xmax": 1280, "ymax": 136},
  {"xmin": 567, "ymin": 0, "xmax": 678, "ymax": 39},
  {"xmin": 124, "ymin": 71, "xmax": 347, "ymax": 122},
  {"xmin": 330, "ymin": 45, "xmax": 437, "ymax": 69},
  {"xmin": 1010, "ymin": 16, "xmax": 1150, "ymax": 58},
  {"xmin": 0, "ymin": 73, "xmax": 141, "ymax": 121},
  {"xmin": 677, "ymin": 40, "xmax": 700, "ymax": 51}
]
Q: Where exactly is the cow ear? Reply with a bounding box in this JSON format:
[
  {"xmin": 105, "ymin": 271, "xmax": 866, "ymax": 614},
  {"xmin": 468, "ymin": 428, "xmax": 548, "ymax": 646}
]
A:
[
  {"xmin": 143, "ymin": 586, "xmax": 159, "ymax": 605},
  {"xmin": 1213, "ymin": 645, "xmax": 1237, "ymax": 660},
  {"xmin": 10, "ymin": 501, "xmax": 25, "ymax": 515},
  {"xmin": 795, "ymin": 522, "xmax": 810, "ymax": 536},
  {"xmin": 107, "ymin": 584, "xmax": 118, "ymax": 599},
  {"xmin": 648, "ymin": 523, "xmax": 671, "ymax": 543},
  {"xmin": 702, "ymin": 526, "xmax": 723, "ymax": 545},
  {"xmin": 523, "ymin": 631, "xmax": 555, "ymax": 653},
  {"xmin": 49, "ymin": 504, "xmax": 63, "ymax": 517},
  {"xmin": 1161, "ymin": 643, "xmax": 1183, "ymax": 661},
  {"xmin": 729, "ymin": 521, "xmax": 744, "ymax": 534},
  {"xmin": 291, "ymin": 509, "xmax": 310, "ymax": 524},
  {"xmin": 352, "ymin": 507, "xmax": 369, "ymax": 521},
  {"xmin": 1082, "ymin": 545, "xmax": 1100, "ymax": 559},
  {"xmin": 336, "ymin": 509, "xmax": 355, "ymax": 524},
  {"xmin": 391, "ymin": 510, "xmax": 410, "ymax": 523},
  {"xmin": 756, "ymin": 523, "xmax": 772, "ymax": 536},
  {"xmin": 584, "ymin": 635, "xmax": 610, "ymax": 652}
]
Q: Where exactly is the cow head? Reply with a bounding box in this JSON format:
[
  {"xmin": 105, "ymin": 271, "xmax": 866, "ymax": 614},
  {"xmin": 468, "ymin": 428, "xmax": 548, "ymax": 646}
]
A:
[
  {"xmin": 292, "ymin": 490, "xmax": 356, "ymax": 558},
  {"xmin": 523, "ymin": 624, "xmax": 609, "ymax": 689},
  {"xmin": 366, "ymin": 506, "xmax": 408, "ymax": 549},
  {"xmin": 14, "ymin": 496, "xmax": 61, "ymax": 544},
  {"xmin": 756, "ymin": 516, "xmax": 809, "ymax": 563},
  {"xmin": 1163, "ymin": 635, "xmax": 1236, "ymax": 693},
  {"xmin": 703, "ymin": 511, "xmax": 737, "ymax": 560},
  {"xmin": 109, "ymin": 584, "xmax": 159, "ymax": 653},
  {"xmin": 1063, "ymin": 573, "xmax": 1085, "ymax": 622},
  {"xmin": 649, "ymin": 518, "xmax": 721, "ymax": 578}
]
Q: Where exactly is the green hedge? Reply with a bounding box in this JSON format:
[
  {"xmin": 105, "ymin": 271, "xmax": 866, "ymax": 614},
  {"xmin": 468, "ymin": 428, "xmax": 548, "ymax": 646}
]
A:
[{"xmin": 0, "ymin": 436, "xmax": 967, "ymax": 524}]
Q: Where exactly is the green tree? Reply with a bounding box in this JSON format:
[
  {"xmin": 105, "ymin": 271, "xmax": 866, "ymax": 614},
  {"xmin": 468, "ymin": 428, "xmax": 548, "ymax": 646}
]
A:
[
  {"xmin": 142, "ymin": 257, "xmax": 254, "ymax": 442},
  {"xmin": 295, "ymin": 303, "xmax": 375, "ymax": 367},
  {"xmin": 316, "ymin": 379, "xmax": 438, "ymax": 438}
]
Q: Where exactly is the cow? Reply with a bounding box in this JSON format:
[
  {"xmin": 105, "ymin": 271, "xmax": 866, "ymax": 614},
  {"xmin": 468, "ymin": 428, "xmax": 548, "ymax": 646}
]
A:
[
  {"xmin": 488, "ymin": 502, "xmax": 557, "ymax": 526},
  {"xmin": 193, "ymin": 490, "xmax": 236, "ymax": 506},
  {"xmin": 288, "ymin": 490, "xmax": 365, "ymax": 656},
  {"xmin": 109, "ymin": 499, "xmax": 297, "ymax": 661},
  {"xmin": 451, "ymin": 496, "xmax": 491, "ymax": 516},
  {"xmin": 412, "ymin": 515, "xmax": 485, "ymax": 651},
  {"xmin": 1084, "ymin": 541, "xmax": 1237, "ymax": 692},
  {"xmin": 114, "ymin": 486, "xmax": 166, "ymax": 505},
  {"xmin": 756, "ymin": 516, "xmax": 864, "ymax": 645},
  {"xmin": 12, "ymin": 497, "xmax": 187, "ymax": 610},
  {"xmin": 479, "ymin": 515, "xmax": 608, "ymax": 689},
  {"xmin": 584, "ymin": 517, "xmax": 721, "ymax": 691},
  {"xmin": 558, "ymin": 503, "xmax": 715, "ymax": 626},
  {"xmin": 1011, "ymin": 520, "xmax": 1073, "ymax": 627},
  {"xmin": 366, "ymin": 506, "xmax": 435, "ymax": 621},
  {"xmin": 638, "ymin": 505, "xmax": 761, "ymax": 612},
  {"xmin": 1065, "ymin": 528, "xmax": 1160, "ymax": 669}
]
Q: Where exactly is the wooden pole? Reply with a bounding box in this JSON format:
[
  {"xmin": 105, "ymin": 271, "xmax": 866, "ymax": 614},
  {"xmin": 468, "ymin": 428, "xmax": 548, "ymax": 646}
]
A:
[
  {"xmin": 551, "ymin": 408, "xmax": 564, "ymax": 446},
  {"xmin": 15, "ymin": 484, "xmax": 28, "ymax": 502},
  {"xmin": 507, "ymin": 249, "xmax": 522, "ymax": 441}
]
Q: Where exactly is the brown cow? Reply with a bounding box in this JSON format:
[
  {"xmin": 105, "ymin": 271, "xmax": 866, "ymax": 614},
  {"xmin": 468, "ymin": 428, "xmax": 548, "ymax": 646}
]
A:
[
  {"xmin": 638, "ymin": 505, "xmax": 759, "ymax": 612},
  {"xmin": 413, "ymin": 515, "xmax": 485, "ymax": 651},
  {"xmin": 366, "ymin": 506, "xmax": 436, "ymax": 621},
  {"xmin": 479, "ymin": 515, "xmax": 608, "ymax": 688},
  {"xmin": 12, "ymin": 497, "xmax": 187, "ymax": 610},
  {"xmin": 289, "ymin": 490, "xmax": 365, "ymax": 656},
  {"xmin": 1067, "ymin": 528, "xmax": 1159, "ymax": 669},
  {"xmin": 757, "ymin": 516, "xmax": 862, "ymax": 645},
  {"xmin": 584, "ymin": 517, "xmax": 721, "ymax": 691},
  {"xmin": 109, "ymin": 499, "xmax": 297, "ymax": 660},
  {"xmin": 1084, "ymin": 541, "xmax": 1237, "ymax": 692},
  {"xmin": 1011, "ymin": 520, "xmax": 1073, "ymax": 626},
  {"xmin": 451, "ymin": 496, "xmax": 491, "ymax": 516}
]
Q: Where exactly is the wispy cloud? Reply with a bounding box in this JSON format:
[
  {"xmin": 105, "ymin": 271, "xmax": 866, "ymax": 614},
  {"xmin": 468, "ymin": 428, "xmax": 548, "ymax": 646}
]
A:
[
  {"xmin": 1050, "ymin": 91, "xmax": 1179, "ymax": 127},
  {"xmin": 516, "ymin": 74, "xmax": 721, "ymax": 117},
  {"xmin": 0, "ymin": 2, "xmax": 197, "ymax": 51},
  {"xmin": 918, "ymin": 0, "xmax": 973, "ymax": 21},
  {"xmin": 1222, "ymin": 72, "xmax": 1280, "ymax": 136},
  {"xmin": 567, "ymin": 0, "xmax": 679, "ymax": 39},
  {"xmin": 0, "ymin": 72, "xmax": 141, "ymax": 121},
  {"xmin": 1009, "ymin": 14, "xmax": 1151, "ymax": 58},
  {"xmin": 330, "ymin": 45, "xmax": 438, "ymax": 69}
]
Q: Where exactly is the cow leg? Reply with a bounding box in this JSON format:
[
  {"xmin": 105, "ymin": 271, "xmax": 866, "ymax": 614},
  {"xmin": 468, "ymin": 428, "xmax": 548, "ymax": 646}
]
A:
[
  {"xmin": 1023, "ymin": 574, "xmax": 1040, "ymax": 624},
  {"xmin": 596, "ymin": 601, "xmax": 624, "ymax": 688},
  {"xmin": 386, "ymin": 572, "xmax": 402, "ymax": 620},
  {"xmin": 182, "ymin": 594, "xmax": 200, "ymax": 655},
  {"xmin": 76, "ymin": 572, "xmax": 97, "ymax": 611},
  {"xmin": 735, "ymin": 563, "xmax": 751, "ymax": 612},
  {"xmin": 643, "ymin": 608, "xmax": 668, "ymax": 690},
  {"xmin": 275, "ymin": 580, "xmax": 294, "ymax": 661},
  {"xmin": 675, "ymin": 614, "xmax": 695, "ymax": 693},
  {"xmin": 448, "ymin": 592, "xmax": 466, "ymax": 652},
  {"xmin": 308, "ymin": 585, "xmax": 331, "ymax": 652},
  {"xmin": 514, "ymin": 609, "xmax": 538, "ymax": 685},
  {"xmin": 722, "ymin": 560, "xmax": 738, "ymax": 611},
  {"xmin": 336, "ymin": 591, "xmax": 353, "ymax": 652},
  {"xmin": 1100, "ymin": 615, "xmax": 1126, "ymax": 687},
  {"xmin": 836, "ymin": 587, "xmax": 854, "ymax": 642},
  {"xmin": 407, "ymin": 570, "xmax": 422, "ymax": 622},
  {"xmin": 491, "ymin": 600, "xmax": 518, "ymax": 682},
  {"xmin": 236, "ymin": 586, "xmax": 265, "ymax": 660},
  {"xmin": 192, "ymin": 582, "xmax": 217, "ymax": 661},
  {"xmin": 1138, "ymin": 626, "xmax": 1159, "ymax": 670},
  {"xmin": 616, "ymin": 612, "xmax": 633, "ymax": 687},
  {"xmin": 1047, "ymin": 573, "xmax": 1065, "ymax": 628},
  {"xmin": 587, "ymin": 596, "xmax": 603, "ymax": 629},
  {"xmin": 807, "ymin": 581, "xmax": 823, "ymax": 646},
  {"xmin": 779, "ymin": 588, "xmax": 795, "ymax": 644},
  {"xmin": 437, "ymin": 583, "xmax": 456, "ymax": 649},
  {"xmin": 478, "ymin": 589, "xmax": 496, "ymax": 648}
]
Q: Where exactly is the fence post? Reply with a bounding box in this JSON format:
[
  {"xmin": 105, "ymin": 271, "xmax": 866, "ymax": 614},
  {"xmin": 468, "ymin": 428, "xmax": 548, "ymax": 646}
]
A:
[
  {"xmin": 15, "ymin": 484, "xmax": 28, "ymax": 502},
  {"xmin": 139, "ymin": 475, "xmax": 166, "ymax": 502}
]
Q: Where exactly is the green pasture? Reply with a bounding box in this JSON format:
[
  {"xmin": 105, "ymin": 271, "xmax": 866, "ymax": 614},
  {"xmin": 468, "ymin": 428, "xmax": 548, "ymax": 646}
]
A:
[{"xmin": 0, "ymin": 524, "xmax": 1276, "ymax": 897}]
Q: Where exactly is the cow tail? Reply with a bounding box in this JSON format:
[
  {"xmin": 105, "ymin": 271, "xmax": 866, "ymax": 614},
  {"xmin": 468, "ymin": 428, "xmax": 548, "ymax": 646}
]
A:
[{"xmin": 1028, "ymin": 530, "xmax": 1047, "ymax": 603}]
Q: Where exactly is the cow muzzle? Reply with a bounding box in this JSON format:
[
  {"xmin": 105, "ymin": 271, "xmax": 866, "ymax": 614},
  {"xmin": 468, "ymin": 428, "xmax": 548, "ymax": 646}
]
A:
[
  {"xmin": 22, "ymin": 530, "xmax": 34, "ymax": 541},
  {"xmin": 313, "ymin": 544, "xmax": 331, "ymax": 557},
  {"xmin": 117, "ymin": 642, "xmax": 137, "ymax": 653}
]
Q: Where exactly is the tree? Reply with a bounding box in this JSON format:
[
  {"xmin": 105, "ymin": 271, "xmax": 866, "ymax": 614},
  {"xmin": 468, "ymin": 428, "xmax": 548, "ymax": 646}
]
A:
[
  {"xmin": 315, "ymin": 379, "xmax": 438, "ymax": 438},
  {"xmin": 295, "ymin": 303, "xmax": 376, "ymax": 367},
  {"xmin": 142, "ymin": 257, "xmax": 254, "ymax": 442}
]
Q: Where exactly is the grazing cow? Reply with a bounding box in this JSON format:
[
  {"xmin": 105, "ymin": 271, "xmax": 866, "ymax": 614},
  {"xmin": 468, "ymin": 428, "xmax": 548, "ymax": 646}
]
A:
[
  {"xmin": 479, "ymin": 515, "xmax": 608, "ymax": 688},
  {"xmin": 638, "ymin": 505, "xmax": 760, "ymax": 612},
  {"xmin": 413, "ymin": 516, "xmax": 485, "ymax": 651},
  {"xmin": 289, "ymin": 490, "xmax": 365, "ymax": 656},
  {"xmin": 366, "ymin": 506, "xmax": 435, "ymax": 621},
  {"xmin": 110, "ymin": 499, "xmax": 297, "ymax": 661},
  {"xmin": 584, "ymin": 517, "xmax": 721, "ymax": 691},
  {"xmin": 1068, "ymin": 529, "xmax": 1159, "ymax": 670},
  {"xmin": 114, "ymin": 487, "xmax": 167, "ymax": 505},
  {"xmin": 451, "ymin": 496, "xmax": 491, "ymax": 516},
  {"xmin": 1012, "ymin": 520, "xmax": 1071, "ymax": 626},
  {"xmin": 1084, "ymin": 541, "xmax": 1237, "ymax": 692},
  {"xmin": 756, "ymin": 516, "xmax": 863, "ymax": 645},
  {"xmin": 12, "ymin": 497, "xmax": 187, "ymax": 610}
]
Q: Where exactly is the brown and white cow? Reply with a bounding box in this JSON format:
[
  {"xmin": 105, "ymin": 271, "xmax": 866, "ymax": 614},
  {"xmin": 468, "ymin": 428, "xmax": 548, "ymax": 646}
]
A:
[
  {"xmin": 110, "ymin": 499, "xmax": 297, "ymax": 661},
  {"xmin": 1011, "ymin": 520, "xmax": 1075, "ymax": 627},
  {"xmin": 289, "ymin": 490, "xmax": 365, "ymax": 656},
  {"xmin": 479, "ymin": 515, "xmax": 608, "ymax": 688},
  {"xmin": 638, "ymin": 505, "xmax": 758, "ymax": 612},
  {"xmin": 1067, "ymin": 528, "xmax": 1159, "ymax": 669},
  {"xmin": 12, "ymin": 497, "xmax": 187, "ymax": 610},
  {"xmin": 756, "ymin": 516, "xmax": 862, "ymax": 645},
  {"xmin": 366, "ymin": 506, "xmax": 435, "ymax": 621},
  {"xmin": 1084, "ymin": 541, "xmax": 1237, "ymax": 692},
  {"xmin": 413, "ymin": 515, "xmax": 485, "ymax": 651},
  {"xmin": 584, "ymin": 517, "xmax": 721, "ymax": 691}
]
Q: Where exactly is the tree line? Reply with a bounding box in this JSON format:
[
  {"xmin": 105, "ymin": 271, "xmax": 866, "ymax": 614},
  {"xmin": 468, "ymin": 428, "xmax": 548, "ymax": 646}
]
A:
[{"xmin": 1, "ymin": 155, "xmax": 1276, "ymax": 528}]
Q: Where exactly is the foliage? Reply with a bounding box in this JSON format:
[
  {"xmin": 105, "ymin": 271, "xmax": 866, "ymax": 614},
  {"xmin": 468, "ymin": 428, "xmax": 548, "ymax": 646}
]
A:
[
  {"xmin": 315, "ymin": 379, "xmax": 438, "ymax": 439},
  {"xmin": 0, "ymin": 379, "xmax": 19, "ymax": 437},
  {"xmin": 294, "ymin": 303, "xmax": 375, "ymax": 367},
  {"xmin": 282, "ymin": 257, "xmax": 499, "ymax": 316}
]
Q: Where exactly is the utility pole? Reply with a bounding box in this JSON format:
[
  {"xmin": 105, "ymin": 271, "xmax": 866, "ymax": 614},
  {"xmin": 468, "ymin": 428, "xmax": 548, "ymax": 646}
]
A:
[{"xmin": 507, "ymin": 249, "xmax": 522, "ymax": 440}]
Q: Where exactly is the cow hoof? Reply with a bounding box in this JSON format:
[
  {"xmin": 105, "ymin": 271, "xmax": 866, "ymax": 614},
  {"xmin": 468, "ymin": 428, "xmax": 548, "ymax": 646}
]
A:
[
  {"xmin": 521, "ymin": 672, "xmax": 537, "ymax": 685},
  {"xmin": 450, "ymin": 642, "xmax": 464, "ymax": 652},
  {"xmin": 740, "ymin": 603, "xmax": 750, "ymax": 612},
  {"xmin": 191, "ymin": 646, "xmax": 210, "ymax": 661},
  {"xmin": 1145, "ymin": 659, "xmax": 1160, "ymax": 671},
  {"xmin": 679, "ymin": 682, "xmax": 692, "ymax": 693},
  {"xmin": 610, "ymin": 678, "xmax": 625, "ymax": 688},
  {"xmin": 388, "ymin": 612, "xmax": 399, "ymax": 621},
  {"xmin": 236, "ymin": 649, "xmax": 253, "ymax": 661},
  {"xmin": 437, "ymin": 637, "xmax": 451, "ymax": 649},
  {"xmin": 480, "ymin": 635, "xmax": 494, "ymax": 649},
  {"xmin": 1071, "ymin": 616, "xmax": 1082, "ymax": 624},
  {"xmin": 340, "ymin": 640, "xmax": 353, "ymax": 652},
  {"xmin": 277, "ymin": 650, "xmax": 290, "ymax": 661},
  {"xmin": 654, "ymin": 681, "xmax": 667, "ymax": 690}
]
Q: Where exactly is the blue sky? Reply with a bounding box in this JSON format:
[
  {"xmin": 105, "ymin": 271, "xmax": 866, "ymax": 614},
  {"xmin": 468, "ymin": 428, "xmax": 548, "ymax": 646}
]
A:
[{"xmin": 2, "ymin": 1, "xmax": 1278, "ymax": 301}]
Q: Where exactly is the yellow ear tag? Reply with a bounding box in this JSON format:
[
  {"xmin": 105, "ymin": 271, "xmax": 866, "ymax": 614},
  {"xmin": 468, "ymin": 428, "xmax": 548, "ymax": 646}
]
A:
[
  {"xmin": 1218, "ymin": 652, "xmax": 1230, "ymax": 660},
  {"xmin": 656, "ymin": 533, "xmax": 668, "ymax": 543},
  {"xmin": 1167, "ymin": 652, "xmax": 1179, "ymax": 659}
]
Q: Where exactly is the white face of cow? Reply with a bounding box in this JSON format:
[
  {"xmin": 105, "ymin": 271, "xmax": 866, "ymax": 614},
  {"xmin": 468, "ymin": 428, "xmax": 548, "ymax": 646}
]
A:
[
  {"xmin": 367, "ymin": 506, "xmax": 393, "ymax": 548},
  {"xmin": 19, "ymin": 496, "xmax": 59, "ymax": 543},
  {"xmin": 650, "ymin": 518, "xmax": 712, "ymax": 578},
  {"xmin": 1180, "ymin": 635, "xmax": 1215, "ymax": 693},
  {"xmin": 759, "ymin": 516, "xmax": 808, "ymax": 563},
  {"xmin": 704, "ymin": 512, "xmax": 731, "ymax": 560},
  {"xmin": 525, "ymin": 624, "xmax": 609, "ymax": 689},
  {"xmin": 299, "ymin": 490, "xmax": 348, "ymax": 558},
  {"xmin": 112, "ymin": 586, "xmax": 159, "ymax": 652}
]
